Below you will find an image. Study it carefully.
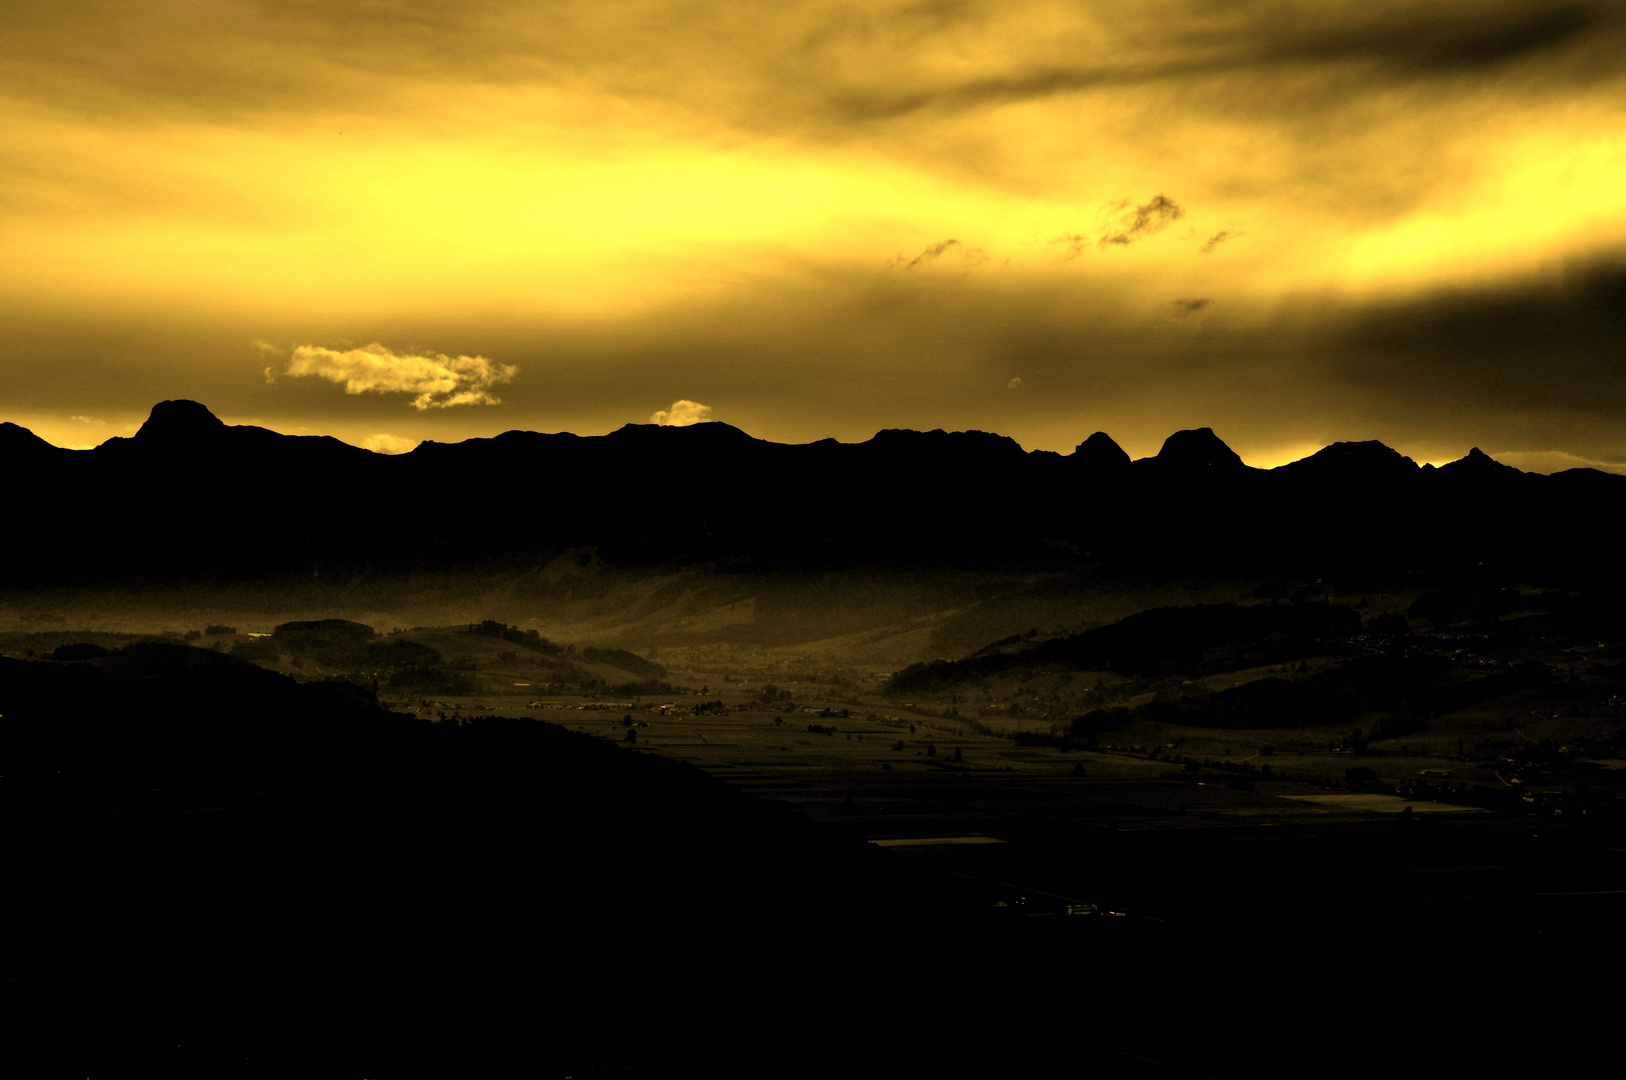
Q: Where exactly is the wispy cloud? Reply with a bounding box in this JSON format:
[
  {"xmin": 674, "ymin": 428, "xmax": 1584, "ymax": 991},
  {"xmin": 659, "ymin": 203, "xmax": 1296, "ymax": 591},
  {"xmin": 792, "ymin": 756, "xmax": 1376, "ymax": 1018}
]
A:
[
  {"xmin": 1050, "ymin": 233, "xmax": 1088, "ymax": 260},
  {"xmin": 902, "ymin": 238, "xmax": 961, "ymax": 269},
  {"xmin": 1199, "ymin": 230, "xmax": 1238, "ymax": 253},
  {"xmin": 817, "ymin": 4, "xmax": 1621, "ymax": 126},
  {"xmin": 1098, "ymin": 195, "xmax": 1183, "ymax": 249},
  {"xmin": 1173, "ymin": 297, "xmax": 1212, "ymax": 317},
  {"xmin": 890, "ymin": 237, "xmax": 992, "ymax": 273},
  {"xmin": 1051, "ymin": 195, "xmax": 1186, "ymax": 258},
  {"xmin": 650, "ymin": 399, "xmax": 712, "ymax": 426},
  {"xmin": 277, "ymin": 343, "xmax": 517, "ymax": 409}
]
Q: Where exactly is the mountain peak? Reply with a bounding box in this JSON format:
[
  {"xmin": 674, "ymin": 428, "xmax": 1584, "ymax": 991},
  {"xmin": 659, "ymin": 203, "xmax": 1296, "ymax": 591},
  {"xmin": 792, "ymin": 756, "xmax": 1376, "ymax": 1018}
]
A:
[
  {"xmin": 1275, "ymin": 440, "xmax": 1420, "ymax": 479},
  {"xmin": 1148, "ymin": 427, "xmax": 1246, "ymax": 472},
  {"xmin": 1071, "ymin": 431, "xmax": 1131, "ymax": 472},
  {"xmin": 609, "ymin": 420, "xmax": 752, "ymax": 438},
  {"xmin": 1440, "ymin": 447, "xmax": 1523, "ymax": 475},
  {"xmin": 133, "ymin": 400, "xmax": 226, "ymax": 444}
]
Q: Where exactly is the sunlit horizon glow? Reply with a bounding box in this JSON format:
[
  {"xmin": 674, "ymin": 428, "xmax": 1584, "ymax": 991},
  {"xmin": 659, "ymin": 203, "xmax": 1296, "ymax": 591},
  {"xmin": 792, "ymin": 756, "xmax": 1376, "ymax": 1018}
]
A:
[
  {"xmin": 5, "ymin": 2, "xmax": 1624, "ymax": 472},
  {"xmin": 12, "ymin": 403, "xmax": 1625, "ymax": 478}
]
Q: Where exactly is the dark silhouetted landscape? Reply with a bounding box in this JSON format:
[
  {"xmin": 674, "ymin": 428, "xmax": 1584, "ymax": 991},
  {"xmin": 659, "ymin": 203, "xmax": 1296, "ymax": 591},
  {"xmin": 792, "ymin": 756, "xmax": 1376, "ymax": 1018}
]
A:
[{"xmin": 5, "ymin": 402, "xmax": 1625, "ymax": 1076}]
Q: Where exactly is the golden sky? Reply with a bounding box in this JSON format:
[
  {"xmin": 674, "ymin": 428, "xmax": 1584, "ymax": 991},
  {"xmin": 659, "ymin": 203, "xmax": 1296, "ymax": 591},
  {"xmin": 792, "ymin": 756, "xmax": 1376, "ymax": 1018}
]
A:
[{"xmin": 5, "ymin": 1, "xmax": 1625, "ymax": 470}]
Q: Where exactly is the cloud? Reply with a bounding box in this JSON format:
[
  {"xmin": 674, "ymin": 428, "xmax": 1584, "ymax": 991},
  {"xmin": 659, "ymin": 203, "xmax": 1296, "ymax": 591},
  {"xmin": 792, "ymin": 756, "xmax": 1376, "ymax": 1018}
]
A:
[
  {"xmin": 891, "ymin": 238, "xmax": 993, "ymax": 274},
  {"xmin": 650, "ymin": 399, "xmax": 712, "ymax": 426},
  {"xmin": 1250, "ymin": 3, "xmax": 1609, "ymax": 80},
  {"xmin": 281, "ymin": 342, "xmax": 517, "ymax": 409},
  {"xmin": 1050, "ymin": 233, "xmax": 1088, "ymax": 260},
  {"xmin": 7, "ymin": 2, "xmax": 1626, "ymax": 475},
  {"xmin": 1006, "ymin": 377, "xmax": 1024, "ymax": 390},
  {"xmin": 358, "ymin": 433, "xmax": 420, "ymax": 455},
  {"xmin": 1333, "ymin": 259, "xmax": 1626, "ymax": 415},
  {"xmin": 902, "ymin": 238, "xmax": 961, "ymax": 270},
  {"xmin": 1051, "ymin": 195, "xmax": 1185, "ymax": 258},
  {"xmin": 819, "ymin": 3, "xmax": 1622, "ymax": 124},
  {"xmin": 1098, "ymin": 195, "xmax": 1183, "ymax": 249},
  {"xmin": 1172, "ymin": 298, "xmax": 1212, "ymax": 317}
]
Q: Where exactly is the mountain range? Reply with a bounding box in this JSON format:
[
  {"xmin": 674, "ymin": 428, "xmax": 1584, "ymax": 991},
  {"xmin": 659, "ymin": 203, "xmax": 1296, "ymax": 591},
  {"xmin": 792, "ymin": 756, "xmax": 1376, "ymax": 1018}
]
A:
[{"xmin": 3, "ymin": 399, "xmax": 1620, "ymax": 590}]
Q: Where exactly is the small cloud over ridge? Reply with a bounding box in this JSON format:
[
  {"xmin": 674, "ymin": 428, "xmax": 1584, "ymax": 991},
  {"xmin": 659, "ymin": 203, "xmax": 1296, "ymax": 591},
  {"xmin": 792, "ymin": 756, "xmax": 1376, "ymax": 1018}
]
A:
[
  {"xmin": 280, "ymin": 342, "xmax": 516, "ymax": 409},
  {"xmin": 358, "ymin": 433, "xmax": 420, "ymax": 455},
  {"xmin": 651, "ymin": 400, "xmax": 712, "ymax": 427}
]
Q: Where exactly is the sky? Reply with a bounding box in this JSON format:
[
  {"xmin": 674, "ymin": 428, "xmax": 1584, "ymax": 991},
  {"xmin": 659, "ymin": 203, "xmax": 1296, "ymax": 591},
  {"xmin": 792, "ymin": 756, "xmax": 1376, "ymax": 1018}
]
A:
[{"xmin": 4, "ymin": 1, "xmax": 1624, "ymax": 470}]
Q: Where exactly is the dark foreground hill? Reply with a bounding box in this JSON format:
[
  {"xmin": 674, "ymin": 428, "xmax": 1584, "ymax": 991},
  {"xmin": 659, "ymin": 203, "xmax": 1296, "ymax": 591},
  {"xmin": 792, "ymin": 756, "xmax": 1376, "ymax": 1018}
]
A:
[
  {"xmin": 0, "ymin": 643, "xmax": 953, "ymax": 1075},
  {"xmin": 6, "ymin": 647, "xmax": 1625, "ymax": 1075}
]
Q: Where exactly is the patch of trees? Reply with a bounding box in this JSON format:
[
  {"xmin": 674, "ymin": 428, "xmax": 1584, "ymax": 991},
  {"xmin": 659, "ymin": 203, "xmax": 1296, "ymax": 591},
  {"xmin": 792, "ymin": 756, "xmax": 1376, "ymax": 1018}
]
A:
[
  {"xmin": 229, "ymin": 636, "xmax": 281, "ymax": 663},
  {"xmin": 1132, "ymin": 676, "xmax": 1363, "ymax": 731},
  {"xmin": 262, "ymin": 620, "xmax": 444, "ymax": 672},
  {"xmin": 52, "ymin": 642, "xmax": 110, "ymax": 662},
  {"xmin": 1408, "ymin": 586, "xmax": 1520, "ymax": 627},
  {"xmin": 778, "ymin": 668, "xmax": 856, "ymax": 687},
  {"xmin": 273, "ymin": 618, "xmax": 374, "ymax": 646},
  {"xmin": 1071, "ymin": 705, "xmax": 1135, "ymax": 743},
  {"xmin": 269, "ymin": 619, "xmax": 375, "ymax": 666},
  {"xmin": 367, "ymin": 638, "xmax": 441, "ymax": 668},
  {"xmin": 1065, "ymin": 653, "xmax": 1555, "ymax": 736},
  {"xmin": 387, "ymin": 666, "xmax": 481, "ymax": 696},
  {"xmin": 1034, "ymin": 602, "xmax": 1362, "ymax": 677},
  {"xmin": 887, "ymin": 603, "xmax": 1364, "ymax": 694},
  {"xmin": 471, "ymin": 620, "xmax": 561, "ymax": 655},
  {"xmin": 580, "ymin": 646, "xmax": 665, "ymax": 679}
]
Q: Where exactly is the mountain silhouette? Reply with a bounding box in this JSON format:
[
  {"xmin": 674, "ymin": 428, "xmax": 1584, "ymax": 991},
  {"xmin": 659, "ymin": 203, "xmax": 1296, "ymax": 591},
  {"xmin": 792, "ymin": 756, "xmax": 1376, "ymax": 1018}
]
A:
[
  {"xmin": 1274, "ymin": 440, "xmax": 1422, "ymax": 484},
  {"xmin": 1138, "ymin": 427, "xmax": 1253, "ymax": 480},
  {"xmin": 134, "ymin": 398, "xmax": 225, "ymax": 442},
  {"xmin": 2, "ymin": 400, "xmax": 1619, "ymax": 588},
  {"xmin": 1, "ymin": 421, "xmax": 69, "ymax": 467},
  {"xmin": 1070, "ymin": 431, "xmax": 1132, "ymax": 473}
]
